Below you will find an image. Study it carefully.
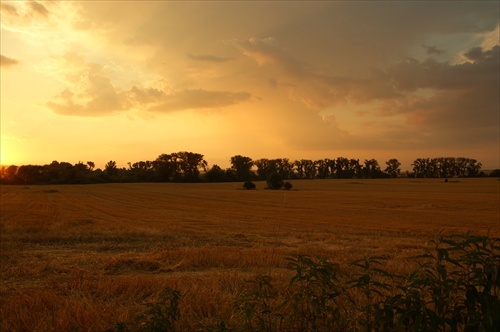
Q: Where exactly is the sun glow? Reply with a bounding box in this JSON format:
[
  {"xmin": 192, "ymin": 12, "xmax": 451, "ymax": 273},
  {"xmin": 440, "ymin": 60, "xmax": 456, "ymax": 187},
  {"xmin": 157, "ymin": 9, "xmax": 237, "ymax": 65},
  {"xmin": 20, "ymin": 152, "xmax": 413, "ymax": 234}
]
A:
[
  {"xmin": 0, "ymin": 141, "xmax": 17, "ymax": 166},
  {"xmin": 0, "ymin": 1, "xmax": 498, "ymax": 170}
]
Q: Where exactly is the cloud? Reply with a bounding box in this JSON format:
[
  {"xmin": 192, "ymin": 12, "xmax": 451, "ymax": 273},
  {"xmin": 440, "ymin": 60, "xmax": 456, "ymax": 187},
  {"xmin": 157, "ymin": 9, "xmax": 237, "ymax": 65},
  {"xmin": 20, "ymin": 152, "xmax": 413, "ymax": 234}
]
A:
[
  {"xmin": 47, "ymin": 79, "xmax": 125, "ymax": 117},
  {"xmin": 0, "ymin": 2, "xmax": 18, "ymax": 16},
  {"xmin": 46, "ymin": 56, "xmax": 252, "ymax": 117},
  {"xmin": 28, "ymin": 1, "xmax": 49, "ymax": 17},
  {"xmin": 147, "ymin": 89, "xmax": 251, "ymax": 113},
  {"xmin": 463, "ymin": 46, "xmax": 496, "ymax": 62},
  {"xmin": 232, "ymin": 37, "xmax": 498, "ymax": 153},
  {"xmin": 1, "ymin": 1, "xmax": 50, "ymax": 23},
  {"xmin": 187, "ymin": 53, "xmax": 231, "ymax": 63},
  {"xmin": 423, "ymin": 44, "xmax": 444, "ymax": 56},
  {"xmin": 232, "ymin": 37, "xmax": 311, "ymax": 76},
  {"xmin": 0, "ymin": 55, "xmax": 19, "ymax": 67},
  {"xmin": 379, "ymin": 46, "xmax": 499, "ymax": 126},
  {"xmin": 48, "ymin": 84, "xmax": 251, "ymax": 117},
  {"xmin": 232, "ymin": 37, "xmax": 348, "ymax": 109}
]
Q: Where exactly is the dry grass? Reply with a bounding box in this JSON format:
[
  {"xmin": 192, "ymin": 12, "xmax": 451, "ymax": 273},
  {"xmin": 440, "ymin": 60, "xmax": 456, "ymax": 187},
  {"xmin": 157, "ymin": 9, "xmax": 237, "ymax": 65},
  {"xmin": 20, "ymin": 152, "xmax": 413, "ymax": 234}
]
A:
[{"xmin": 0, "ymin": 179, "xmax": 498, "ymax": 330}]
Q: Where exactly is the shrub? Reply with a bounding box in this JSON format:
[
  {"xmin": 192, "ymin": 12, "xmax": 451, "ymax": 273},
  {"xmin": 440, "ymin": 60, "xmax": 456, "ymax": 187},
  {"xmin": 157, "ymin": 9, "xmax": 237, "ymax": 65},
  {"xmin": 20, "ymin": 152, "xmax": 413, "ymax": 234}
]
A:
[
  {"xmin": 489, "ymin": 169, "xmax": 500, "ymax": 177},
  {"xmin": 242, "ymin": 181, "xmax": 256, "ymax": 190},
  {"xmin": 266, "ymin": 172, "xmax": 284, "ymax": 190},
  {"xmin": 283, "ymin": 182, "xmax": 293, "ymax": 190}
]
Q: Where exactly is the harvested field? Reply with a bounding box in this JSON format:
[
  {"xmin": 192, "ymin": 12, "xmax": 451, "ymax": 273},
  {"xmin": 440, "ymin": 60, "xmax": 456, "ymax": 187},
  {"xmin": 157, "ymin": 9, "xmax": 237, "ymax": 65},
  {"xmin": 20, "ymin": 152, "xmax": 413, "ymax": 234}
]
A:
[{"xmin": 1, "ymin": 178, "xmax": 499, "ymax": 330}]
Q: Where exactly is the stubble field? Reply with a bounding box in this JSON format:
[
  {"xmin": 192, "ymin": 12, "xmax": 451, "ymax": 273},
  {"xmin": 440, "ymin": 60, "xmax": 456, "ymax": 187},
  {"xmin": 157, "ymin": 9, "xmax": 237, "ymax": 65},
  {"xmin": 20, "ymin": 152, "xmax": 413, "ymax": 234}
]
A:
[{"xmin": 0, "ymin": 178, "xmax": 499, "ymax": 331}]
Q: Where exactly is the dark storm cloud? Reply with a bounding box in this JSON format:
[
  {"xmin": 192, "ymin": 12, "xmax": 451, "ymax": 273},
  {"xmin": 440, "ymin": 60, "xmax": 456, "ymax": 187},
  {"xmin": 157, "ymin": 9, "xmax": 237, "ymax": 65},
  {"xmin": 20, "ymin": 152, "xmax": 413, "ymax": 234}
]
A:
[{"xmin": 423, "ymin": 45, "xmax": 445, "ymax": 56}]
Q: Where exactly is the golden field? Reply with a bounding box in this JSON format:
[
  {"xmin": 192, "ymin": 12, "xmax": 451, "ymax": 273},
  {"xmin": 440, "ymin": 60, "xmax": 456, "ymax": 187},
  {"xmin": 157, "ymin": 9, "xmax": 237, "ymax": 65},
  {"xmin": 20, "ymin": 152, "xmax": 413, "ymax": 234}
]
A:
[{"xmin": 0, "ymin": 178, "xmax": 499, "ymax": 331}]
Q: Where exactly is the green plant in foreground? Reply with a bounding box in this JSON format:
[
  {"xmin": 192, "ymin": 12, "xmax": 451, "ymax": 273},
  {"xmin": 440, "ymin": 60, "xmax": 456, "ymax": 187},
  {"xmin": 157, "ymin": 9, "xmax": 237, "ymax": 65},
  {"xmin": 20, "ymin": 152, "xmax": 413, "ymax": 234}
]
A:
[
  {"xmin": 105, "ymin": 288, "xmax": 181, "ymax": 332},
  {"xmin": 347, "ymin": 256, "xmax": 393, "ymax": 332},
  {"xmin": 103, "ymin": 232, "xmax": 499, "ymax": 332},
  {"xmin": 393, "ymin": 232, "xmax": 499, "ymax": 332},
  {"xmin": 236, "ymin": 275, "xmax": 279, "ymax": 331},
  {"xmin": 284, "ymin": 255, "xmax": 343, "ymax": 331},
  {"xmin": 444, "ymin": 232, "xmax": 500, "ymax": 331}
]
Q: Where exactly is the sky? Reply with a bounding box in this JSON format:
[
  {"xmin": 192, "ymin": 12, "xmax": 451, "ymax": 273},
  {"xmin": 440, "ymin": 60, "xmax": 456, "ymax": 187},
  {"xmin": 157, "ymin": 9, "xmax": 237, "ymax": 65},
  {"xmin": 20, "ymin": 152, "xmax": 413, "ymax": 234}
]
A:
[{"xmin": 1, "ymin": 1, "xmax": 499, "ymax": 170}]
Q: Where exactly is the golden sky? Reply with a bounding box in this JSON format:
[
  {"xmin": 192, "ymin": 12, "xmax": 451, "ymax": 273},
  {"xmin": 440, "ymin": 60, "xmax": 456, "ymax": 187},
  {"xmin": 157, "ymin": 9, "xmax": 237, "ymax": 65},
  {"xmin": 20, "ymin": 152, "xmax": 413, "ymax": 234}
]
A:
[{"xmin": 1, "ymin": 1, "xmax": 499, "ymax": 170}]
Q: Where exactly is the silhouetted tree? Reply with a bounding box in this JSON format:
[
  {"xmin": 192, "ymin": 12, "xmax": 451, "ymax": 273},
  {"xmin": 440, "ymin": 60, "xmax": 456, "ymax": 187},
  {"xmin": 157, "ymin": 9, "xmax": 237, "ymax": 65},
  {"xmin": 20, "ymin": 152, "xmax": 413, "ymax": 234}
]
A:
[
  {"xmin": 384, "ymin": 159, "xmax": 401, "ymax": 178},
  {"xmin": 175, "ymin": 151, "xmax": 207, "ymax": 182},
  {"xmin": 276, "ymin": 158, "xmax": 293, "ymax": 180},
  {"xmin": 489, "ymin": 169, "xmax": 500, "ymax": 177},
  {"xmin": 363, "ymin": 159, "xmax": 383, "ymax": 178},
  {"xmin": 87, "ymin": 161, "xmax": 95, "ymax": 171},
  {"xmin": 128, "ymin": 160, "xmax": 155, "ymax": 182},
  {"xmin": 254, "ymin": 159, "xmax": 275, "ymax": 181},
  {"xmin": 349, "ymin": 159, "xmax": 363, "ymax": 178},
  {"xmin": 293, "ymin": 160, "xmax": 306, "ymax": 179},
  {"xmin": 0, "ymin": 165, "xmax": 18, "ymax": 184},
  {"xmin": 105, "ymin": 160, "xmax": 118, "ymax": 177},
  {"xmin": 153, "ymin": 154, "xmax": 177, "ymax": 181},
  {"xmin": 302, "ymin": 159, "xmax": 317, "ymax": 179},
  {"xmin": 465, "ymin": 158, "xmax": 482, "ymax": 177},
  {"xmin": 411, "ymin": 157, "xmax": 482, "ymax": 178},
  {"xmin": 230, "ymin": 155, "xmax": 254, "ymax": 181},
  {"xmin": 334, "ymin": 157, "xmax": 351, "ymax": 178},
  {"xmin": 17, "ymin": 165, "xmax": 44, "ymax": 185},
  {"xmin": 316, "ymin": 159, "xmax": 332, "ymax": 179},
  {"xmin": 205, "ymin": 164, "xmax": 229, "ymax": 182}
]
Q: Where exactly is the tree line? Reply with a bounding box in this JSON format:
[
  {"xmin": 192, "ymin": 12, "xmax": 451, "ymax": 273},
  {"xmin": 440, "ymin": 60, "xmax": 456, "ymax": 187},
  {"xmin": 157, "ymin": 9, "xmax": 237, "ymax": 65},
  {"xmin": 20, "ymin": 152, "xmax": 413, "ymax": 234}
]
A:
[{"xmin": 0, "ymin": 152, "xmax": 495, "ymax": 185}]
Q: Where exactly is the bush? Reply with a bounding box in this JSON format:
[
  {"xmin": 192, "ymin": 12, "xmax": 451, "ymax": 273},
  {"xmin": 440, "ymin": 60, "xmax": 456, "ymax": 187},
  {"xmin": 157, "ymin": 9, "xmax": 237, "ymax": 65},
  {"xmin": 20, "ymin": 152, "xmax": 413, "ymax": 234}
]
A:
[
  {"xmin": 489, "ymin": 169, "xmax": 500, "ymax": 177},
  {"xmin": 266, "ymin": 172, "xmax": 284, "ymax": 190},
  {"xmin": 283, "ymin": 181, "xmax": 293, "ymax": 190},
  {"xmin": 242, "ymin": 181, "xmax": 256, "ymax": 190}
]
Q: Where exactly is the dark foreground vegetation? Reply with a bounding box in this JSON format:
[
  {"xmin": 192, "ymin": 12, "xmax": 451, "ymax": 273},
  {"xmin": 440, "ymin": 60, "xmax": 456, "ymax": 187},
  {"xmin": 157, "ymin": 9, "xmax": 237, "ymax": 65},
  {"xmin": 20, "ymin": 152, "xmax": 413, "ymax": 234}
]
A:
[
  {"xmin": 1, "ymin": 152, "xmax": 494, "ymax": 185},
  {"xmin": 104, "ymin": 232, "xmax": 499, "ymax": 332}
]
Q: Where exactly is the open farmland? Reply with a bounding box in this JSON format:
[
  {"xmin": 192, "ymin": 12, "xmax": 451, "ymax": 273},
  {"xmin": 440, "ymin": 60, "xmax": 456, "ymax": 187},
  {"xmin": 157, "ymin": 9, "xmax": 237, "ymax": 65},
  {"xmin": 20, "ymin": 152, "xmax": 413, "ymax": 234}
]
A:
[{"xmin": 1, "ymin": 179, "xmax": 499, "ymax": 331}]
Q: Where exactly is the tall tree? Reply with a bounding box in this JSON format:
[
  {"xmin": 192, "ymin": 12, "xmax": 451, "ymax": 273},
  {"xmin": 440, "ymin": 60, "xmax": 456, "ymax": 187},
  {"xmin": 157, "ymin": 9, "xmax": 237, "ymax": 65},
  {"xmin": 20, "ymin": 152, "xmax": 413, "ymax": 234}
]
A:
[
  {"xmin": 86, "ymin": 161, "xmax": 95, "ymax": 171},
  {"xmin": 293, "ymin": 160, "xmax": 306, "ymax": 179},
  {"xmin": 335, "ymin": 157, "xmax": 350, "ymax": 178},
  {"xmin": 205, "ymin": 164, "xmax": 228, "ymax": 182},
  {"xmin": 105, "ymin": 160, "xmax": 118, "ymax": 176},
  {"xmin": 349, "ymin": 159, "xmax": 362, "ymax": 179},
  {"xmin": 363, "ymin": 159, "xmax": 382, "ymax": 178},
  {"xmin": 316, "ymin": 159, "xmax": 330, "ymax": 179},
  {"xmin": 17, "ymin": 165, "xmax": 44, "ymax": 185},
  {"xmin": 254, "ymin": 158, "xmax": 275, "ymax": 181},
  {"xmin": 154, "ymin": 154, "xmax": 176, "ymax": 181},
  {"xmin": 465, "ymin": 158, "xmax": 482, "ymax": 177},
  {"xmin": 302, "ymin": 159, "xmax": 317, "ymax": 179},
  {"xmin": 177, "ymin": 151, "xmax": 207, "ymax": 182},
  {"xmin": 384, "ymin": 159, "xmax": 401, "ymax": 178},
  {"xmin": 230, "ymin": 155, "xmax": 254, "ymax": 181}
]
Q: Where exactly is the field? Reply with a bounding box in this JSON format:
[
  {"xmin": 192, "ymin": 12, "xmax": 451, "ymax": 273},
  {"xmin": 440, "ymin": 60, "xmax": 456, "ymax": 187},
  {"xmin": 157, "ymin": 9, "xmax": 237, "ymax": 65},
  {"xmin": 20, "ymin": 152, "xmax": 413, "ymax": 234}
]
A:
[{"xmin": 1, "ymin": 178, "xmax": 499, "ymax": 331}]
